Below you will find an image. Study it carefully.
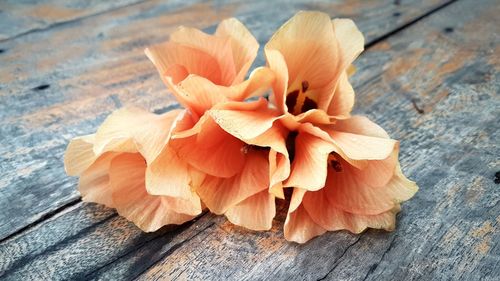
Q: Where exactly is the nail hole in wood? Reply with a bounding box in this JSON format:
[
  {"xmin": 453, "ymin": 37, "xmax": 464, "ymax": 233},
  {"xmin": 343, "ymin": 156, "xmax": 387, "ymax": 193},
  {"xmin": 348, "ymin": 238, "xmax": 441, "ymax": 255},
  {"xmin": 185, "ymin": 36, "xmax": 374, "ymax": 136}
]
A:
[
  {"xmin": 444, "ymin": 27, "xmax": 454, "ymax": 33},
  {"xmin": 495, "ymin": 171, "xmax": 500, "ymax": 184},
  {"xmin": 394, "ymin": 0, "xmax": 401, "ymax": 5},
  {"xmin": 393, "ymin": 12, "xmax": 401, "ymax": 17},
  {"xmin": 0, "ymin": 49, "xmax": 5, "ymax": 54},
  {"xmin": 32, "ymin": 84, "xmax": 50, "ymax": 91}
]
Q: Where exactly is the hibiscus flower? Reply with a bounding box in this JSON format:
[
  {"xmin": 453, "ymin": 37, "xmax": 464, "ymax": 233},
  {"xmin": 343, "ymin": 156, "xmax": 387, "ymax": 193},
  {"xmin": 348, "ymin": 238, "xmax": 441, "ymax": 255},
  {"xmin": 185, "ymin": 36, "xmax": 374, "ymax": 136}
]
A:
[{"xmin": 64, "ymin": 108, "xmax": 201, "ymax": 231}]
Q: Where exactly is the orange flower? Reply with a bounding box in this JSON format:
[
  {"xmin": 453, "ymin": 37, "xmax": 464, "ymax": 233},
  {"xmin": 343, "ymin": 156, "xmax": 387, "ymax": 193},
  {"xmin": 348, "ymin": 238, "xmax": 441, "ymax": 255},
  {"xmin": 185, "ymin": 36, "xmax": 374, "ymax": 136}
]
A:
[
  {"xmin": 64, "ymin": 108, "xmax": 202, "ymax": 231},
  {"xmin": 241, "ymin": 11, "xmax": 416, "ymax": 242},
  {"xmin": 145, "ymin": 18, "xmax": 272, "ymax": 119},
  {"xmin": 265, "ymin": 11, "xmax": 363, "ymax": 122},
  {"xmin": 283, "ymin": 117, "xmax": 418, "ymax": 243},
  {"xmin": 149, "ymin": 98, "xmax": 287, "ymax": 230}
]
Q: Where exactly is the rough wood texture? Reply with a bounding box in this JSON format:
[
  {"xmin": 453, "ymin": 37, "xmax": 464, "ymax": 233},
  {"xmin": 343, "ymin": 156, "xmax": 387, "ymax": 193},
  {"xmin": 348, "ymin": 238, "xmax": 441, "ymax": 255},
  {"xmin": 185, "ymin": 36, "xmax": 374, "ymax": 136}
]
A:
[
  {"xmin": 1, "ymin": 0, "xmax": 498, "ymax": 280},
  {"xmin": 0, "ymin": 0, "xmax": 450, "ymax": 242},
  {"xmin": 0, "ymin": 0, "xmax": 145, "ymax": 40}
]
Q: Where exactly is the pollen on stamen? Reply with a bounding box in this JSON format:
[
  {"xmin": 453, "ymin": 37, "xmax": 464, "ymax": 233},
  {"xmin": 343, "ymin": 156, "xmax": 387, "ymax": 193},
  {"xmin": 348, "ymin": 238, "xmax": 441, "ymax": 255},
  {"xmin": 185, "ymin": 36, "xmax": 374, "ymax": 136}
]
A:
[
  {"xmin": 328, "ymin": 153, "xmax": 343, "ymax": 172},
  {"xmin": 301, "ymin": 80, "xmax": 309, "ymax": 92}
]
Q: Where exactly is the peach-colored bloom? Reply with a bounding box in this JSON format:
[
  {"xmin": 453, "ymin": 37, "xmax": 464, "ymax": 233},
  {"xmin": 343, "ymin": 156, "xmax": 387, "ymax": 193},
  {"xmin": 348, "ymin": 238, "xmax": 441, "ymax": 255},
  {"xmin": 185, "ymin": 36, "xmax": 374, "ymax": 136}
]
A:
[
  {"xmin": 142, "ymin": 18, "xmax": 283, "ymax": 230},
  {"xmin": 149, "ymin": 98, "xmax": 287, "ymax": 230},
  {"xmin": 145, "ymin": 18, "xmax": 272, "ymax": 119},
  {"xmin": 212, "ymin": 11, "xmax": 416, "ymax": 242},
  {"xmin": 283, "ymin": 116, "xmax": 418, "ymax": 243},
  {"xmin": 64, "ymin": 108, "xmax": 201, "ymax": 231}
]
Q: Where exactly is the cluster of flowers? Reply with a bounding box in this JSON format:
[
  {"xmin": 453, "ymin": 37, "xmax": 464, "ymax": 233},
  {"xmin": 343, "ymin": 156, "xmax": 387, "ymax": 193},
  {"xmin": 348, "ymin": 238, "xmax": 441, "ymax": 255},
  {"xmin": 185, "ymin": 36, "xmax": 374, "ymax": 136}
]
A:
[{"xmin": 65, "ymin": 11, "xmax": 417, "ymax": 243}]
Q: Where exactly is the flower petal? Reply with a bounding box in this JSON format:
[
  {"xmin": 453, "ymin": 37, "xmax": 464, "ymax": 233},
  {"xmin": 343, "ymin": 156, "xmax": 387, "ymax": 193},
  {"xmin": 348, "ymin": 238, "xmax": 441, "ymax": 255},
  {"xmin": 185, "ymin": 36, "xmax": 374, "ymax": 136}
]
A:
[
  {"xmin": 284, "ymin": 130, "xmax": 335, "ymax": 191},
  {"xmin": 284, "ymin": 188, "xmax": 327, "ymax": 243},
  {"xmin": 173, "ymin": 116, "xmax": 246, "ymax": 178},
  {"xmin": 324, "ymin": 158, "xmax": 417, "ymax": 215},
  {"xmin": 215, "ymin": 18, "xmax": 259, "ymax": 84},
  {"xmin": 196, "ymin": 151, "xmax": 269, "ymax": 214},
  {"xmin": 145, "ymin": 145, "xmax": 199, "ymax": 204},
  {"xmin": 332, "ymin": 18, "xmax": 364, "ymax": 69},
  {"xmin": 331, "ymin": 115, "xmax": 390, "ymax": 138},
  {"xmin": 225, "ymin": 189, "xmax": 275, "ymax": 231},
  {"xmin": 64, "ymin": 134, "xmax": 97, "ymax": 176},
  {"xmin": 93, "ymin": 107, "xmax": 184, "ymax": 163},
  {"xmin": 303, "ymin": 188, "xmax": 401, "ymax": 233},
  {"xmin": 170, "ymin": 26, "xmax": 236, "ymax": 86},
  {"xmin": 145, "ymin": 42, "xmax": 223, "ymax": 85},
  {"xmin": 265, "ymin": 49, "xmax": 288, "ymax": 113},
  {"xmin": 109, "ymin": 153, "xmax": 200, "ymax": 232},
  {"xmin": 327, "ymin": 71, "xmax": 355, "ymax": 118},
  {"xmin": 265, "ymin": 11, "xmax": 342, "ymax": 112},
  {"xmin": 209, "ymin": 98, "xmax": 280, "ymax": 141},
  {"xmin": 78, "ymin": 152, "xmax": 116, "ymax": 208}
]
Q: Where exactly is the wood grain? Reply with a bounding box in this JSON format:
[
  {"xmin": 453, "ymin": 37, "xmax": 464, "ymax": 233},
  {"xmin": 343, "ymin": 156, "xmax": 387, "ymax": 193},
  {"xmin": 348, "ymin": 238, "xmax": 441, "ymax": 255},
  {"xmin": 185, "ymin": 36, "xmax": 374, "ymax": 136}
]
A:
[
  {"xmin": 1, "ymin": 0, "xmax": 498, "ymax": 280},
  {"xmin": 135, "ymin": 0, "xmax": 499, "ymax": 279},
  {"xmin": 0, "ymin": 0, "xmax": 450, "ymax": 242},
  {"xmin": 0, "ymin": 0, "xmax": 146, "ymax": 41}
]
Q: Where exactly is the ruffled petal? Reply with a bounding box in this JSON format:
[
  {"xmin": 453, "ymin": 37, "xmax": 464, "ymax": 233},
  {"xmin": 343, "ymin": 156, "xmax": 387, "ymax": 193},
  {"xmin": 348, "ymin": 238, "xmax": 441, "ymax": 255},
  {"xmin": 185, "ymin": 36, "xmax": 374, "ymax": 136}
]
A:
[
  {"xmin": 78, "ymin": 152, "xmax": 116, "ymax": 208},
  {"xmin": 331, "ymin": 115, "xmax": 390, "ymax": 138},
  {"xmin": 145, "ymin": 146, "xmax": 199, "ymax": 204},
  {"xmin": 145, "ymin": 42, "xmax": 223, "ymax": 85},
  {"xmin": 173, "ymin": 116, "xmax": 246, "ymax": 178},
  {"xmin": 215, "ymin": 18, "xmax": 259, "ymax": 84},
  {"xmin": 284, "ymin": 130, "xmax": 335, "ymax": 191},
  {"xmin": 332, "ymin": 18, "xmax": 364, "ymax": 70},
  {"xmin": 196, "ymin": 151, "xmax": 269, "ymax": 214},
  {"xmin": 170, "ymin": 26, "xmax": 236, "ymax": 86},
  {"xmin": 93, "ymin": 107, "xmax": 183, "ymax": 163},
  {"xmin": 64, "ymin": 134, "xmax": 97, "ymax": 176},
  {"xmin": 225, "ymin": 189, "xmax": 275, "ymax": 231},
  {"xmin": 324, "ymin": 156, "xmax": 417, "ymax": 215},
  {"xmin": 109, "ymin": 153, "xmax": 201, "ymax": 232},
  {"xmin": 209, "ymin": 98, "xmax": 280, "ymax": 141},
  {"xmin": 284, "ymin": 188, "xmax": 327, "ymax": 243},
  {"xmin": 303, "ymin": 188, "xmax": 401, "ymax": 233},
  {"xmin": 265, "ymin": 11, "xmax": 342, "ymax": 112},
  {"xmin": 327, "ymin": 71, "xmax": 354, "ymax": 118},
  {"xmin": 265, "ymin": 49, "xmax": 288, "ymax": 113}
]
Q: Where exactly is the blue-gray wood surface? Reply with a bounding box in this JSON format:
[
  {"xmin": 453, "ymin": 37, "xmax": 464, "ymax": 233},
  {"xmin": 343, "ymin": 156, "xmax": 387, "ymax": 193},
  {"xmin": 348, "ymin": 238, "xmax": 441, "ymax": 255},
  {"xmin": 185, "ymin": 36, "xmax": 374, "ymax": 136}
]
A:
[{"xmin": 0, "ymin": 0, "xmax": 498, "ymax": 280}]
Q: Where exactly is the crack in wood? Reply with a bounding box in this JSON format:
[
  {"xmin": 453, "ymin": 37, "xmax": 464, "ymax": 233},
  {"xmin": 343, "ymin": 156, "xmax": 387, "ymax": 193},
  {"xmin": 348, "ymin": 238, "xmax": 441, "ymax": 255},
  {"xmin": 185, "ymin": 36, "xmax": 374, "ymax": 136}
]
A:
[
  {"xmin": 317, "ymin": 236, "xmax": 363, "ymax": 281},
  {"xmin": 365, "ymin": 0, "xmax": 459, "ymax": 50},
  {"xmin": 0, "ymin": 198, "xmax": 82, "ymax": 244}
]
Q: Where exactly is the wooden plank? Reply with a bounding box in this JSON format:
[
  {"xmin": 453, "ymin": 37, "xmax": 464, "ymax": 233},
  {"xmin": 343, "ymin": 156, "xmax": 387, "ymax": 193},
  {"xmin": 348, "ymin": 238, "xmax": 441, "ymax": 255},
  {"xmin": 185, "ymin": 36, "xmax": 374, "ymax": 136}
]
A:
[
  {"xmin": 133, "ymin": 0, "xmax": 498, "ymax": 280},
  {"xmin": 1, "ymin": 0, "xmax": 498, "ymax": 280},
  {"xmin": 0, "ymin": 0, "xmax": 451, "ymax": 241},
  {"xmin": 0, "ymin": 0, "xmax": 146, "ymax": 41}
]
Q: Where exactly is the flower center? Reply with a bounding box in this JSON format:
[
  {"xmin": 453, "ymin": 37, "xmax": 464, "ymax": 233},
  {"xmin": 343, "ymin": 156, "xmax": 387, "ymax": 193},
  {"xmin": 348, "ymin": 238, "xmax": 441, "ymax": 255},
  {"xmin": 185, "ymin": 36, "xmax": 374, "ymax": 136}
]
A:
[
  {"xmin": 241, "ymin": 144, "xmax": 270, "ymax": 154},
  {"xmin": 328, "ymin": 153, "xmax": 343, "ymax": 172},
  {"xmin": 285, "ymin": 80, "xmax": 318, "ymax": 115},
  {"xmin": 285, "ymin": 131, "xmax": 298, "ymax": 162}
]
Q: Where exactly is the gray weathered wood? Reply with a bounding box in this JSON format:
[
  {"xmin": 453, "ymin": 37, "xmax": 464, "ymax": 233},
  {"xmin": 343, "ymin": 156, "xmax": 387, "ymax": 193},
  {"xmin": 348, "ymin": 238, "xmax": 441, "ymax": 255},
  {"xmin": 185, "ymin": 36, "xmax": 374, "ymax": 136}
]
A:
[
  {"xmin": 1, "ymin": 0, "xmax": 498, "ymax": 280},
  {"xmin": 135, "ymin": 0, "xmax": 499, "ymax": 279},
  {"xmin": 0, "ymin": 0, "xmax": 146, "ymax": 40},
  {"xmin": 0, "ymin": 0, "xmax": 450, "ymax": 242}
]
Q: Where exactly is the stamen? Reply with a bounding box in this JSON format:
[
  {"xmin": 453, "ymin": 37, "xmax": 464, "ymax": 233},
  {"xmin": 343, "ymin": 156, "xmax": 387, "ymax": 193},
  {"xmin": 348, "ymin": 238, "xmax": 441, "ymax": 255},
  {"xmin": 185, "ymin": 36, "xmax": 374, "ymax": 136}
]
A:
[
  {"xmin": 330, "ymin": 160, "xmax": 342, "ymax": 172},
  {"xmin": 301, "ymin": 80, "xmax": 309, "ymax": 92},
  {"xmin": 328, "ymin": 153, "xmax": 343, "ymax": 172},
  {"xmin": 286, "ymin": 90, "xmax": 299, "ymax": 114}
]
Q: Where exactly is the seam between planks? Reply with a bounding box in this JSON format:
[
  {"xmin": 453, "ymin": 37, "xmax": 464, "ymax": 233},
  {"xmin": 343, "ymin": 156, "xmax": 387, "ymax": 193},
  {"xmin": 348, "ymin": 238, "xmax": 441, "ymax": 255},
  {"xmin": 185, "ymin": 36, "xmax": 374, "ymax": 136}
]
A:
[
  {"xmin": 0, "ymin": 198, "xmax": 82, "ymax": 244},
  {"xmin": 0, "ymin": 0, "xmax": 463, "ymax": 258},
  {"xmin": 0, "ymin": 0, "xmax": 150, "ymax": 43},
  {"xmin": 365, "ymin": 0, "xmax": 459, "ymax": 50}
]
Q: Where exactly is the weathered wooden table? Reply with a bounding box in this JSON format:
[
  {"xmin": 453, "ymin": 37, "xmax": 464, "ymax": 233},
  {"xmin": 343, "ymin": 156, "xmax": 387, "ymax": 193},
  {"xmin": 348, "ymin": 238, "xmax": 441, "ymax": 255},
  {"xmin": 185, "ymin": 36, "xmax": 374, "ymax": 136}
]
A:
[{"xmin": 0, "ymin": 0, "xmax": 498, "ymax": 280}]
